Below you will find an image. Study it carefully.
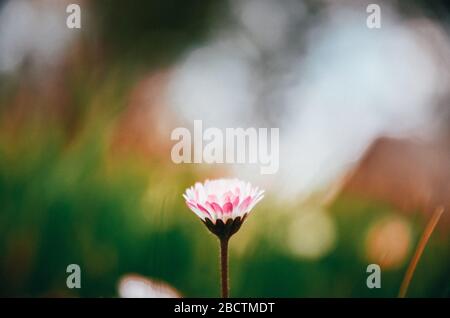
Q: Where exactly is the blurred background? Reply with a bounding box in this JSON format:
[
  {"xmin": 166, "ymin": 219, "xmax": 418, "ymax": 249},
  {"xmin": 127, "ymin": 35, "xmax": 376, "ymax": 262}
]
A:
[{"xmin": 1, "ymin": 0, "xmax": 450, "ymax": 297}]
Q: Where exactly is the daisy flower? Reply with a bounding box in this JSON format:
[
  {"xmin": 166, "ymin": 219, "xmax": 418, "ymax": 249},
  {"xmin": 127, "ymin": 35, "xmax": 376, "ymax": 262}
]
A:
[{"xmin": 183, "ymin": 178, "xmax": 264, "ymax": 297}]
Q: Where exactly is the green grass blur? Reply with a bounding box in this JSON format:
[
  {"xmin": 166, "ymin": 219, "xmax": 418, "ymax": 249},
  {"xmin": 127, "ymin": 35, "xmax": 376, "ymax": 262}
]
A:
[{"xmin": 0, "ymin": 100, "xmax": 448, "ymax": 296}]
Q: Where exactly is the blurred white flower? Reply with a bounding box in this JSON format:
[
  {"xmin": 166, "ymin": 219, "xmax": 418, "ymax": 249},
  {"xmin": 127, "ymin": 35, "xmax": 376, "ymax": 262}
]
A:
[{"xmin": 118, "ymin": 274, "xmax": 181, "ymax": 298}]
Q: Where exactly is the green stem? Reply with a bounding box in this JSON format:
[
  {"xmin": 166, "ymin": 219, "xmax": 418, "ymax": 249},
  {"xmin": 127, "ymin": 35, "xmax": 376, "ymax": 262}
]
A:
[{"xmin": 220, "ymin": 238, "xmax": 229, "ymax": 298}]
